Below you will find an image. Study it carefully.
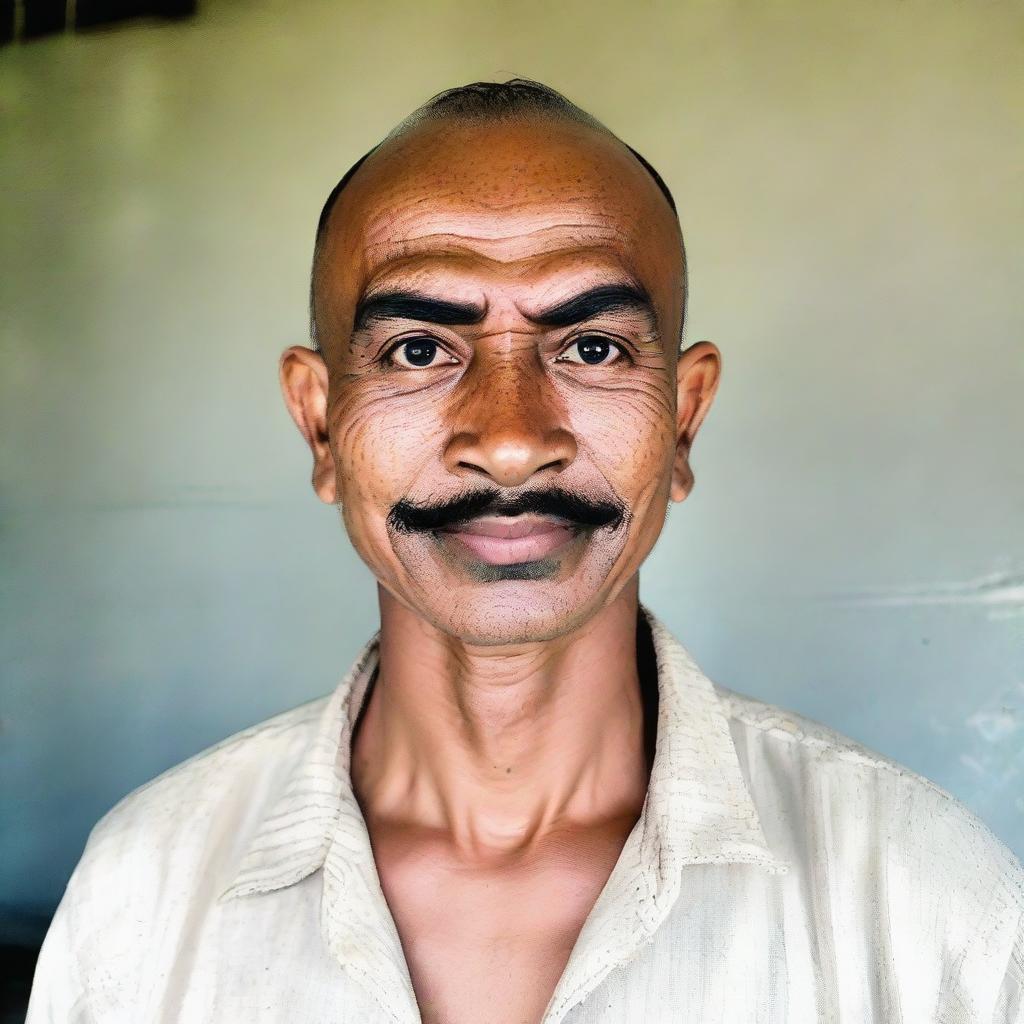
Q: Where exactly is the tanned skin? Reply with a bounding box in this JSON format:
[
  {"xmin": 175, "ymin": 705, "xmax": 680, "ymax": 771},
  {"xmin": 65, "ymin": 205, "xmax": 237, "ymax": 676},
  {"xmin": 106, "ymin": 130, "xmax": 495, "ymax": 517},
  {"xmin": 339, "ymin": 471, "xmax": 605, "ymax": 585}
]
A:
[{"xmin": 279, "ymin": 113, "xmax": 721, "ymax": 1024}]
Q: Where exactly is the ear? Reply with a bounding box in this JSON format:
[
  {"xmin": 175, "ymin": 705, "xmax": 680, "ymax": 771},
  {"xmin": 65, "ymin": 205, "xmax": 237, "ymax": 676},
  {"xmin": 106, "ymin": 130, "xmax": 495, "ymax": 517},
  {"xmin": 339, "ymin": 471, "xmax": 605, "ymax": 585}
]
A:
[
  {"xmin": 670, "ymin": 341, "xmax": 722, "ymax": 503},
  {"xmin": 279, "ymin": 345, "xmax": 336, "ymax": 504}
]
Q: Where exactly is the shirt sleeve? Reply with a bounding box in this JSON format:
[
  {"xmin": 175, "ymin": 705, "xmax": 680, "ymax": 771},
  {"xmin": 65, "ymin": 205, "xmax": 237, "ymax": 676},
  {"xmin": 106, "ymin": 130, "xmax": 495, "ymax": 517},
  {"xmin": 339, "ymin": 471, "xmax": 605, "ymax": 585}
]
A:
[
  {"xmin": 992, "ymin": 906, "xmax": 1024, "ymax": 1024},
  {"xmin": 24, "ymin": 890, "xmax": 92, "ymax": 1024}
]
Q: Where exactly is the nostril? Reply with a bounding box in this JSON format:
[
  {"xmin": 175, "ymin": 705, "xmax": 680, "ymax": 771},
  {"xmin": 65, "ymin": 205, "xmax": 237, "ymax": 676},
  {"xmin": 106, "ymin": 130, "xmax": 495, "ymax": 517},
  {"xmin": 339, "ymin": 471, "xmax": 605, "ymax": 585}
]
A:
[{"xmin": 444, "ymin": 425, "xmax": 577, "ymax": 487}]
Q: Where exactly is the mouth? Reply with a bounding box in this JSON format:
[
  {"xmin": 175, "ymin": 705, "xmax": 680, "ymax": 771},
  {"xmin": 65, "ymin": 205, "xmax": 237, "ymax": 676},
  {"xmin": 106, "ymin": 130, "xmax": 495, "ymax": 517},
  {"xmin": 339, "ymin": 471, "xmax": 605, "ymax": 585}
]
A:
[{"xmin": 436, "ymin": 514, "xmax": 580, "ymax": 566}]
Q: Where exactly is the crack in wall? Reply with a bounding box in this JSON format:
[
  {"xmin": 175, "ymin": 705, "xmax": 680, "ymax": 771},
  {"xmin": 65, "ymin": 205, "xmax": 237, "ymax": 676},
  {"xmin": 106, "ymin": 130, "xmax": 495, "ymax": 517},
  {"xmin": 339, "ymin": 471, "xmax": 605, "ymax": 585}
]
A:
[{"xmin": 824, "ymin": 566, "xmax": 1024, "ymax": 619}]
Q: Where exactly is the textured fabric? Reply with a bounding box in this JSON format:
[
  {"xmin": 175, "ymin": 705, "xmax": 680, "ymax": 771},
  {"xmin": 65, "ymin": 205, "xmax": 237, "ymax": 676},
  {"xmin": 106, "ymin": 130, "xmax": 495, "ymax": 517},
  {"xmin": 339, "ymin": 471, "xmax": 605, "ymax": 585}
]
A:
[{"xmin": 27, "ymin": 602, "xmax": 1024, "ymax": 1023}]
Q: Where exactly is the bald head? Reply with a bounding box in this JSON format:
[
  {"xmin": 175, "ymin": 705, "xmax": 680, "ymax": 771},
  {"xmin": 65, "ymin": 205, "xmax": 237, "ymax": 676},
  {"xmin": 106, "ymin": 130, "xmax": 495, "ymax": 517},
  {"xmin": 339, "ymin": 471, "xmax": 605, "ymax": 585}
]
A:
[{"xmin": 308, "ymin": 79, "xmax": 687, "ymax": 353}]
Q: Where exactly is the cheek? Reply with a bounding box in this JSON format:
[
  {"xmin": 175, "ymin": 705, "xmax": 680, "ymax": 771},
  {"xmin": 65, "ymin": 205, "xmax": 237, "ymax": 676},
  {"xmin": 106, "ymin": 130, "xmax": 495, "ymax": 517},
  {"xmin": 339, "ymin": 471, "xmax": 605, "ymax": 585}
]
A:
[
  {"xmin": 565, "ymin": 377, "xmax": 676, "ymax": 565},
  {"xmin": 566, "ymin": 378, "xmax": 676, "ymax": 493},
  {"xmin": 330, "ymin": 382, "xmax": 446, "ymax": 516}
]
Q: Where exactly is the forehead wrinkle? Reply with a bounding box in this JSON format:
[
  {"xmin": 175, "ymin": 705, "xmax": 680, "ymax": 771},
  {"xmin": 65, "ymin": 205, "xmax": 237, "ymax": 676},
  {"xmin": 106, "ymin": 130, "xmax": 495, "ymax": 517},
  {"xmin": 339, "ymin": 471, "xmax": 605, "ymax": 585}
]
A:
[
  {"xmin": 357, "ymin": 223, "xmax": 631, "ymax": 265},
  {"xmin": 366, "ymin": 189, "xmax": 625, "ymax": 217},
  {"xmin": 328, "ymin": 193, "xmax": 673, "ymax": 321},
  {"xmin": 360, "ymin": 242, "xmax": 647, "ymax": 299},
  {"xmin": 349, "ymin": 173, "xmax": 661, "ymax": 250},
  {"xmin": 385, "ymin": 189, "xmax": 611, "ymax": 214}
]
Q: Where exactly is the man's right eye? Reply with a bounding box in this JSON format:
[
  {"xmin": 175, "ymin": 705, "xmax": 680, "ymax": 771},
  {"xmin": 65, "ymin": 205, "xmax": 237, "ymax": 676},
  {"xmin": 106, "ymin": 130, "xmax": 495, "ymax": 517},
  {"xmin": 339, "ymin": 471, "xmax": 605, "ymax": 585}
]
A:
[{"xmin": 382, "ymin": 336, "xmax": 457, "ymax": 369}]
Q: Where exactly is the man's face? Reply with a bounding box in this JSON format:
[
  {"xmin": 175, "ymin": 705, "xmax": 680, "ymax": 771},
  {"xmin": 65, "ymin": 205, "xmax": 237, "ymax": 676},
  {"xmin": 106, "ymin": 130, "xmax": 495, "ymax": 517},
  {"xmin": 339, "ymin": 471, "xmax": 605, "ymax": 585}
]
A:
[{"xmin": 281, "ymin": 116, "xmax": 720, "ymax": 644}]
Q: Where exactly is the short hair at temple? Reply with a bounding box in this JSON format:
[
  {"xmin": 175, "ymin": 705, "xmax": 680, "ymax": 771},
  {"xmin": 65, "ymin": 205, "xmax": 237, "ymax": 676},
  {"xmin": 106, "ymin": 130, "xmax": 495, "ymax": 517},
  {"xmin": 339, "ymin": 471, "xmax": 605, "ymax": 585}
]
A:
[{"xmin": 308, "ymin": 78, "xmax": 687, "ymax": 353}]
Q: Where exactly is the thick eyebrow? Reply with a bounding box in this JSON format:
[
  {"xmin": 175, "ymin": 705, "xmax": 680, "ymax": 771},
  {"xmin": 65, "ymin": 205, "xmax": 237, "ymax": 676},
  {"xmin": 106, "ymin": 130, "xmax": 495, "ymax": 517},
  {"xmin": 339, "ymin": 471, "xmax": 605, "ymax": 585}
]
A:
[
  {"xmin": 525, "ymin": 283, "xmax": 657, "ymax": 330},
  {"xmin": 351, "ymin": 281, "xmax": 658, "ymax": 335},
  {"xmin": 353, "ymin": 291, "xmax": 486, "ymax": 333}
]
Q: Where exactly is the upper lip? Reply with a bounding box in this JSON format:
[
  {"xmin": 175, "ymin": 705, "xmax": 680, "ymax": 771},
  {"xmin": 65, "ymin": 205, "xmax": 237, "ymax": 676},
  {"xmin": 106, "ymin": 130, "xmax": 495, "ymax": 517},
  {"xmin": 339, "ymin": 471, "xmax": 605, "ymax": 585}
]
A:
[{"xmin": 441, "ymin": 514, "xmax": 573, "ymax": 539}]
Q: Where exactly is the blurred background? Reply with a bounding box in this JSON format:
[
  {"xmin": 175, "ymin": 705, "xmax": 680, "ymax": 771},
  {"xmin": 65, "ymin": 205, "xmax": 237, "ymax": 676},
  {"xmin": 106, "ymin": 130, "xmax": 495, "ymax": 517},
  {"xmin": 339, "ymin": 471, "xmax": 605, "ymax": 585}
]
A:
[{"xmin": 1, "ymin": 0, "xmax": 1022, "ymax": 1017}]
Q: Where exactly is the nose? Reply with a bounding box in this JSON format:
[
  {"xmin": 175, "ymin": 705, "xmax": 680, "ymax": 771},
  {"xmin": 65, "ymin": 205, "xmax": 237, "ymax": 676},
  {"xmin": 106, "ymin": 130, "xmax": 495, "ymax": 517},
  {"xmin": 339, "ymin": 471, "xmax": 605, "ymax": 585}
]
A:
[{"xmin": 443, "ymin": 349, "xmax": 578, "ymax": 488}]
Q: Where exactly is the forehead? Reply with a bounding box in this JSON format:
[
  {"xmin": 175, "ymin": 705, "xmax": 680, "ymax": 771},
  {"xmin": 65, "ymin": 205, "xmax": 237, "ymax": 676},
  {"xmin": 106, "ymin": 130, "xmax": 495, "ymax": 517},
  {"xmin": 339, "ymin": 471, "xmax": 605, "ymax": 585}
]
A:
[{"xmin": 315, "ymin": 117, "xmax": 683, "ymax": 326}]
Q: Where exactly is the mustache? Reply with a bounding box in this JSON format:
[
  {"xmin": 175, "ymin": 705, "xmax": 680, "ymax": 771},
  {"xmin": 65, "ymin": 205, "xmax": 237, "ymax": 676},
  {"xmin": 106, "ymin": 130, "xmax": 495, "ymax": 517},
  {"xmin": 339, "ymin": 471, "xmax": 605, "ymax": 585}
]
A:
[{"xmin": 387, "ymin": 486, "xmax": 627, "ymax": 535}]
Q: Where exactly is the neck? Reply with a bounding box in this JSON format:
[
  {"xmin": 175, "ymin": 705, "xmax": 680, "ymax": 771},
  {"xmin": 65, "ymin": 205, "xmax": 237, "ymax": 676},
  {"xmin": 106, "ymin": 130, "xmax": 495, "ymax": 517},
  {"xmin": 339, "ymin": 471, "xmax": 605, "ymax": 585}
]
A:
[{"xmin": 350, "ymin": 579, "xmax": 653, "ymax": 864}]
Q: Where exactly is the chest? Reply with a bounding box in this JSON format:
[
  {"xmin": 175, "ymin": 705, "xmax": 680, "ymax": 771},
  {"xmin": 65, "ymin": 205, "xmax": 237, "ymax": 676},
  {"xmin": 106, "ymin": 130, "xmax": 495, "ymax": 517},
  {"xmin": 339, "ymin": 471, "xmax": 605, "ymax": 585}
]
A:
[{"xmin": 370, "ymin": 829, "xmax": 629, "ymax": 1024}]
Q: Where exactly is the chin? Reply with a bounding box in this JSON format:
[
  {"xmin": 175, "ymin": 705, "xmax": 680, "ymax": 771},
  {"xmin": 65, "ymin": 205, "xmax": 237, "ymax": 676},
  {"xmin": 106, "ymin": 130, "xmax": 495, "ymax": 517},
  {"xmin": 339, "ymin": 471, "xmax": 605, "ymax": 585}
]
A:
[
  {"xmin": 417, "ymin": 575, "xmax": 619, "ymax": 646},
  {"xmin": 382, "ymin": 522, "xmax": 635, "ymax": 644},
  {"xmin": 436, "ymin": 601, "xmax": 587, "ymax": 646}
]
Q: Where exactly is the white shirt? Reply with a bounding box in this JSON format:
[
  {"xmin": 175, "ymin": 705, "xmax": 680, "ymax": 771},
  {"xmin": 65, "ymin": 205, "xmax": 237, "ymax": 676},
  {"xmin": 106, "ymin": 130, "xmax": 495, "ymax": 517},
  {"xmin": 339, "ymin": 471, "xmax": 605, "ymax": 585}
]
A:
[{"xmin": 27, "ymin": 602, "xmax": 1024, "ymax": 1023}]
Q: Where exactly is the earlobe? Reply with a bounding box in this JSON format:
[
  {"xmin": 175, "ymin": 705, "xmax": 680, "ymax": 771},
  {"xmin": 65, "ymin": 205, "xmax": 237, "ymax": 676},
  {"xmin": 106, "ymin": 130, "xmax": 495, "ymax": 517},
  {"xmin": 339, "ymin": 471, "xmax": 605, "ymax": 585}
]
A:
[
  {"xmin": 670, "ymin": 460, "xmax": 694, "ymax": 503},
  {"xmin": 312, "ymin": 463, "xmax": 338, "ymax": 504},
  {"xmin": 278, "ymin": 345, "xmax": 336, "ymax": 505}
]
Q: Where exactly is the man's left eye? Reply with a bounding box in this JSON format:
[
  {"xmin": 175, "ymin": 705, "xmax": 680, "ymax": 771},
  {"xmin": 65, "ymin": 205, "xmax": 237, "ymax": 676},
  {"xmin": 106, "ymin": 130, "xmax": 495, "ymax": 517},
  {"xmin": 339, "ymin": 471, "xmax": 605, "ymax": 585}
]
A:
[{"xmin": 558, "ymin": 335, "xmax": 626, "ymax": 366}]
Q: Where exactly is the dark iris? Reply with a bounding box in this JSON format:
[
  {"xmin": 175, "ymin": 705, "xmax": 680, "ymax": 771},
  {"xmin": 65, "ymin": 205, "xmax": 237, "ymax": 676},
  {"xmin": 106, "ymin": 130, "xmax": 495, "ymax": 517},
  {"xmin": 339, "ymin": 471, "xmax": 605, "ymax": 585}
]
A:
[
  {"xmin": 576, "ymin": 335, "xmax": 613, "ymax": 365},
  {"xmin": 402, "ymin": 337, "xmax": 437, "ymax": 367}
]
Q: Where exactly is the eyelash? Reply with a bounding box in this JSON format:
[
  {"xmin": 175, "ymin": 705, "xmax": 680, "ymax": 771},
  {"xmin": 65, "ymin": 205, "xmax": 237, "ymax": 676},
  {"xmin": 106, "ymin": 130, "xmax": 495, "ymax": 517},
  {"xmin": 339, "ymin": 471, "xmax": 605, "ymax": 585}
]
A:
[
  {"xmin": 377, "ymin": 334, "xmax": 631, "ymax": 369},
  {"xmin": 377, "ymin": 336, "xmax": 454, "ymax": 369}
]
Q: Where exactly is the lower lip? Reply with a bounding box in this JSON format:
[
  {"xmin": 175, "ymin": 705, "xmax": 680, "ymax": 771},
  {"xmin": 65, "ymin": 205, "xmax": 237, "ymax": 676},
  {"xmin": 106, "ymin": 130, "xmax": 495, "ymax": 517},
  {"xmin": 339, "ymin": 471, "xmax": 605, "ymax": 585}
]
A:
[{"xmin": 439, "ymin": 524, "xmax": 578, "ymax": 565}]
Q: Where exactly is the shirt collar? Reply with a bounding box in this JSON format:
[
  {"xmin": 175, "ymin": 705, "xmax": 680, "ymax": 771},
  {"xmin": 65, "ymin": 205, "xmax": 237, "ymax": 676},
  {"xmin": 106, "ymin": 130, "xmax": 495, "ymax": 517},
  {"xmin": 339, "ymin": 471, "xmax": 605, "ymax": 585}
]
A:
[{"xmin": 220, "ymin": 601, "xmax": 790, "ymax": 1022}]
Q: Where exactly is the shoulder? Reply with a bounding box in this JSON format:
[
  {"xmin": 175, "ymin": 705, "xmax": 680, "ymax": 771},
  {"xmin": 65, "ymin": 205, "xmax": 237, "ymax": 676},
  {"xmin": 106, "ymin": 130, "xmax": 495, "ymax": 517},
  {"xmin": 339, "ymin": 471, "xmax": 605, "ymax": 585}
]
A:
[
  {"xmin": 69, "ymin": 695, "xmax": 329, "ymax": 918},
  {"xmin": 89, "ymin": 695, "xmax": 327, "ymax": 854},
  {"xmin": 717, "ymin": 684, "xmax": 1024, "ymax": 1009},
  {"xmin": 717, "ymin": 683, "xmax": 1024, "ymax": 937},
  {"xmin": 29, "ymin": 697, "xmax": 330, "ymax": 1017},
  {"xmin": 718, "ymin": 684, "xmax": 1024, "ymax": 892}
]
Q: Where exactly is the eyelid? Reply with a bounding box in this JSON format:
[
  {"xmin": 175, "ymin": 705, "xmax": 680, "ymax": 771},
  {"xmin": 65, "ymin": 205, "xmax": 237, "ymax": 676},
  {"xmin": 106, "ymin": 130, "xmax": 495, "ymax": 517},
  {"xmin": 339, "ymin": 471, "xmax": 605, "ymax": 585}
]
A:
[
  {"xmin": 555, "ymin": 331, "xmax": 632, "ymax": 364},
  {"xmin": 378, "ymin": 332, "xmax": 459, "ymax": 368}
]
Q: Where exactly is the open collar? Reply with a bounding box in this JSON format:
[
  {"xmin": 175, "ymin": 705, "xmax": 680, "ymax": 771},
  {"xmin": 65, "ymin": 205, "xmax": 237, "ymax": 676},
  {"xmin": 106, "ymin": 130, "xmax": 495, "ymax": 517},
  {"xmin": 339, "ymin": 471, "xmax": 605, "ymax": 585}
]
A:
[
  {"xmin": 218, "ymin": 623, "xmax": 381, "ymax": 902},
  {"xmin": 220, "ymin": 602, "xmax": 790, "ymax": 1023}
]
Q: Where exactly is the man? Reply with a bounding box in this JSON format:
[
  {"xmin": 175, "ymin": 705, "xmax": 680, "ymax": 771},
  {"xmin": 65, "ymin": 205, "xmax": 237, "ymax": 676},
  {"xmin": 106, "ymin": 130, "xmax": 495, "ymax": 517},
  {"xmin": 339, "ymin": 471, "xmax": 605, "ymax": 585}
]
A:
[{"xmin": 28, "ymin": 79, "xmax": 1023, "ymax": 1023}]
